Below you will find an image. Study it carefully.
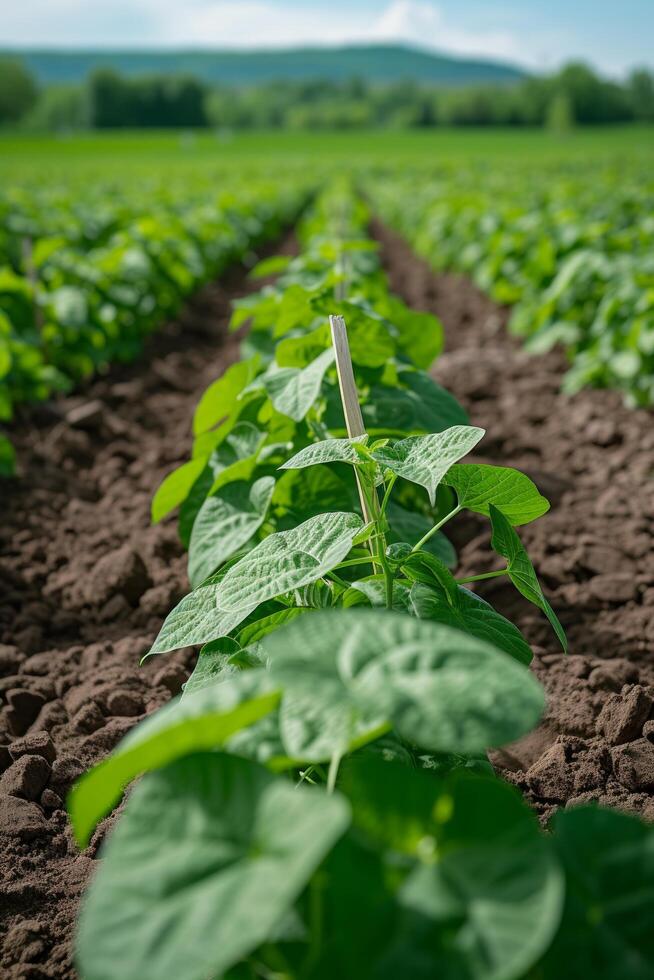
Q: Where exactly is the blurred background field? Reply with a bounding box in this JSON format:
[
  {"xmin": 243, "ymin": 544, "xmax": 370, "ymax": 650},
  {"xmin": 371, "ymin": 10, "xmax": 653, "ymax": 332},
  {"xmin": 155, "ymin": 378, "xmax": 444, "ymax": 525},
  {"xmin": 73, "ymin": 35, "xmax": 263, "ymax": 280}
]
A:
[{"xmin": 2, "ymin": 125, "xmax": 654, "ymax": 179}]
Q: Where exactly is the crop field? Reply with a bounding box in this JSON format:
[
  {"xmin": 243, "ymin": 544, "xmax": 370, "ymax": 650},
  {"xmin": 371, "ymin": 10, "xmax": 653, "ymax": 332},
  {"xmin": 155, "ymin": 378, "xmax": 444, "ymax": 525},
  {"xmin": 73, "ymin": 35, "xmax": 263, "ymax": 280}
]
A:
[{"xmin": 1, "ymin": 128, "xmax": 653, "ymax": 979}]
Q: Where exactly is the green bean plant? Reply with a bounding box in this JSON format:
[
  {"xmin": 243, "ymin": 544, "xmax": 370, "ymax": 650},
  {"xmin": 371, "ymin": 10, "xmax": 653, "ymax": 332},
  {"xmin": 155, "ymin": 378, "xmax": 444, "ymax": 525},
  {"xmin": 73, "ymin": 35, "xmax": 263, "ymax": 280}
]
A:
[{"xmin": 69, "ymin": 182, "xmax": 654, "ymax": 980}]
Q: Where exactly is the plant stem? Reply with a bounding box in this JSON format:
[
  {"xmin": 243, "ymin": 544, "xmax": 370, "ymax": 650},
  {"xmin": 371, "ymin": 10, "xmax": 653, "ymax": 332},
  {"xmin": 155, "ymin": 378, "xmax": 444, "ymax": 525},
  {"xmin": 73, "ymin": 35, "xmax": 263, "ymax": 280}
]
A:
[
  {"xmin": 379, "ymin": 473, "xmax": 397, "ymax": 520},
  {"xmin": 456, "ymin": 568, "xmax": 509, "ymax": 585},
  {"xmin": 327, "ymin": 749, "xmax": 342, "ymax": 794},
  {"xmin": 335, "ymin": 556, "xmax": 377, "ymax": 569},
  {"xmin": 412, "ymin": 504, "xmax": 462, "ymax": 553}
]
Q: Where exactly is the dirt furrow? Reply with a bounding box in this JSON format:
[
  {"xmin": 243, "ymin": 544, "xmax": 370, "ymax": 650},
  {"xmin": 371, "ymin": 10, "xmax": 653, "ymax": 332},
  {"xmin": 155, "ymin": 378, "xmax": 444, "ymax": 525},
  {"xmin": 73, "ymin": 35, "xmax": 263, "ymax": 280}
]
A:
[
  {"xmin": 0, "ymin": 237, "xmax": 295, "ymax": 979},
  {"xmin": 375, "ymin": 219, "xmax": 654, "ymax": 824}
]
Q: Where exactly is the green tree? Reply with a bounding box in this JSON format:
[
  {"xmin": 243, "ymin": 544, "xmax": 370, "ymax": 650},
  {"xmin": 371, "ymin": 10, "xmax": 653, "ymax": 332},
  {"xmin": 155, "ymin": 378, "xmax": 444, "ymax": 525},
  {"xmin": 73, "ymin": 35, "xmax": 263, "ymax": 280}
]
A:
[
  {"xmin": 0, "ymin": 58, "xmax": 38, "ymax": 125},
  {"xmin": 628, "ymin": 68, "xmax": 654, "ymax": 121}
]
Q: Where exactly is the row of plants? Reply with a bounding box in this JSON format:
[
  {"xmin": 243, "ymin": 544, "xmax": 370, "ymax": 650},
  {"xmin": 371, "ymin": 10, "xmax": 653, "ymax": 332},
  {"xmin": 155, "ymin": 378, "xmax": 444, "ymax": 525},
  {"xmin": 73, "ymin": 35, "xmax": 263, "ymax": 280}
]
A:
[
  {"xmin": 369, "ymin": 160, "xmax": 654, "ymax": 406},
  {"xmin": 70, "ymin": 182, "xmax": 654, "ymax": 980},
  {"xmin": 0, "ymin": 175, "xmax": 309, "ymax": 474}
]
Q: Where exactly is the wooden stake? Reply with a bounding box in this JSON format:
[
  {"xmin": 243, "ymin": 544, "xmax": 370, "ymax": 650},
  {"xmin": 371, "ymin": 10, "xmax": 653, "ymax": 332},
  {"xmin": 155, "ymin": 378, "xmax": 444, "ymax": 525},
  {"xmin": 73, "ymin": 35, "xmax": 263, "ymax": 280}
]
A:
[{"xmin": 329, "ymin": 314, "xmax": 372, "ymax": 523}]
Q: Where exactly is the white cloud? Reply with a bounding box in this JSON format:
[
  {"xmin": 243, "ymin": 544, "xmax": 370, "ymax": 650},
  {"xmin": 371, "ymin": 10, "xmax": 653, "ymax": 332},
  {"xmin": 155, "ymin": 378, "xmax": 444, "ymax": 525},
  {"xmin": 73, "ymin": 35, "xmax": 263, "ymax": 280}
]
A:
[
  {"xmin": 154, "ymin": 1, "xmax": 371, "ymax": 47},
  {"xmin": 371, "ymin": 1, "xmax": 528, "ymax": 65}
]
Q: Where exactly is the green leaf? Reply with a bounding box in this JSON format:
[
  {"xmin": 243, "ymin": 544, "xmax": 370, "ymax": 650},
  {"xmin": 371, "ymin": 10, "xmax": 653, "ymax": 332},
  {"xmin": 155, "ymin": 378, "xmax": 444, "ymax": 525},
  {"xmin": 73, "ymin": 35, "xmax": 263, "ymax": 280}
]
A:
[
  {"xmin": 280, "ymin": 435, "xmax": 367, "ymax": 470},
  {"xmin": 275, "ymin": 323, "xmax": 330, "ymax": 367},
  {"xmin": 489, "ymin": 504, "xmax": 567, "ymax": 651},
  {"xmin": 182, "ymin": 637, "xmax": 244, "ymax": 696},
  {"xmin": 542, "ymin": 807, "xmax": 654, "ymax": 980},
  {"xmin": 151, "ymin": 457, "xmax": 207, "ymax": 524},
  {"xmin": 344, "ymin": 576, "xmax": 412, "ymax": 610},
  {"xmin": 387, "ymin": 298, "xmax": 443, "ymax": 369},
  {"xmin": 235, "ymin": 606, "xmax": 307, "ymax": 647},
  {"xmin": 249, "ymin": 254, "xmax": 292, "ymax": 279},
  {"xmin": 76, "ymin": 754, "xmax": 350, "ymax": 980},
  {"xmin": 274, "ymin": 464, "xmax": 358, "ymax": 524},
  {"xmin": 188, "ymin": 476, "xmax": 275, "ymax": 588},
  {"xmin": 444, "ymin": 463, "xmax": 550, "ymax": 525},
  {"xmin": 347, "ymin": 761, "xmax": 563, "ymax": 980},
  {"xmin": 360, "ymin": 376, "xmax": 468, "ymax": 436},
  {"xmin": 149, "ymin": 512, "xmax": 363, "ymax": 655},
  {"xmin": 262, "ymin": 347, "xmax": 335, "ymax": 421},
  {"xmin": 193, "ymin": 356, "xmax": 260, "ymax": 437},
  {"xmin": 266, "ymin": 609, "xmax": 544, "ymax": 759},
  {"xmin": 373, "ymin": 426, "xmax": 485, "ymax": 505},
  {"xmin": 68, "ymin": 672, "xmax": 278, "ymax": 848},
  {"xmin": 410, "ymin": 582, "xmax": 533, "ymax": 665}
]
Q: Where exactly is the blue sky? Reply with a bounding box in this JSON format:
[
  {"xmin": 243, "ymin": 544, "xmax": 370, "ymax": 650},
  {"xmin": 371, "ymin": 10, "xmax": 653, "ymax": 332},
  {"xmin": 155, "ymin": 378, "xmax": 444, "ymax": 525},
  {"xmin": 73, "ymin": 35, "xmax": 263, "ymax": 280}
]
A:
[{"xmin": 2, "ymin": 1, "xmax": 652, "ymax": 75}]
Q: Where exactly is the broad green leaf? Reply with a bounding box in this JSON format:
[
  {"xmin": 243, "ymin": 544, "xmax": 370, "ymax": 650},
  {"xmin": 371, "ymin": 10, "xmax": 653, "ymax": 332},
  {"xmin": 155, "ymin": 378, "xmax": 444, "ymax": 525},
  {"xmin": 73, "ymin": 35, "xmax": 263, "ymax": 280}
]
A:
[
  {"xmin": 274, "ymin": 283, "xmax": 315, "ymax": 336},
  {"xmin": 68, "ymin": 672, "xmax": 278, "ymax": 848},
  {"xmin": 235, "ymin": 607, "xmax": 307, "ymax": 647},
  {"xmin": 542, "ymin": 807, "xmax": 654, "ymax": 980},
  {"xmin": 346, "ymin": 760, "xmax": 563, "ymax": 980},
  {"xmin": 275, "ymin": 323, "xmax": 330, "ymax": 367},
  {"xmin": 193, "ymin": 356, "xmax": 260, "ymax": 437},
  {"xmin": 344, "ymin": 576, "xmax": 412, "ymax": 610},
  {"xmin": 490, "ymin": 504, "xmax": 567, "ymax": 651},
  {"xmin": 266, "ymin": 609, "xmax": 544, "ymax": 759},
  {"xmin": 402, "ymin": 549, "xmax": 460, "ymax": 600},
  {"xmin": 410, "ymin": 582, "xmax": 533, "ymax": 665},
  {"xmin": 262, "ymin": 347, "xmax": 335, "ymax": 421},
  {"xmin": 359, "ymin": 376, "xmax": 468, "ymax": 435},
  {"xmin": 249, "ymin": 254, "xmax": 292, "ymax": 279},
  {"xmin": 387, "ymin": 298, "xmax": 443, "ymax": 369},
  {"xmin": 180, "ymin": 423, "xmax": 266, "ymax": 544},
  {"xmin": 76, "ymin": 754, "xmax": 350, "ymax": 980},
  {"xmin": 188, "ymin": 476, "xmax": 275, "ymax": 588},
  {"xmin": 182, "ymin": 637, "xmax": 244, "ymax": 696},
  {"xmin": 444, "ymin": 463, "xmax": 550, "ymax": 525},
  {"xmin": 149, "ymin": 512, "xmax": 363, "ymax": 655},
  {"xmin": 347, "ymin": 314, "xmax": 396, "ymax": 368},
  {"xmin": 151, "ymin": 457, "xmax": 207, "ymax": 524},
  {"xmin": 273, "ymin": 464, "xmax": 358, "ymax": 523},
  {"xmin": 280, "ymin": 435, "xmax": 367, "ymax": 470},
  {"xmin": 373, "ymin": 426, "xmax": 485, "ymax": 505}
]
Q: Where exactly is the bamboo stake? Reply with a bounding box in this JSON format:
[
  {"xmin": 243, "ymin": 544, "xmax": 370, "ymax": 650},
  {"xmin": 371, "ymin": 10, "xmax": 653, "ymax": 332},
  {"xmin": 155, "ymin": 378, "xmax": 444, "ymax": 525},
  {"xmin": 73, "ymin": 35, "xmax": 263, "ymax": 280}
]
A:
[{"xmin": 329, "ymin": 314, "xmax": 372, "ymax": 524}]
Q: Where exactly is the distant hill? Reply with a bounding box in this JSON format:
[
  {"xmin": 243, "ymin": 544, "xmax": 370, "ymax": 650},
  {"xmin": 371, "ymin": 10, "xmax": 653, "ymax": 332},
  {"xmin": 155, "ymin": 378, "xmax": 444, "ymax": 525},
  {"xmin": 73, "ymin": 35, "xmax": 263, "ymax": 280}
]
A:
[{"xmin": 1, "ymin": 45, "xmax": 527, "ymax": 88}]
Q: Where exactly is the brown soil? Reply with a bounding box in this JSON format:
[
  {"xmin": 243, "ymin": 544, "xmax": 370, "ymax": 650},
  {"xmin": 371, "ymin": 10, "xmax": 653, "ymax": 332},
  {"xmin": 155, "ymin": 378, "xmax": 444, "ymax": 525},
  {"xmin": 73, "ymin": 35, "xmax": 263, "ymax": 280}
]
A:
[
  {"xmin": 0, "ymin": 238, "xmax": 295, "ymax": 979},
  {"xmin": 374, "ymin": 219, "xmax": 654, "ymax": 825}
]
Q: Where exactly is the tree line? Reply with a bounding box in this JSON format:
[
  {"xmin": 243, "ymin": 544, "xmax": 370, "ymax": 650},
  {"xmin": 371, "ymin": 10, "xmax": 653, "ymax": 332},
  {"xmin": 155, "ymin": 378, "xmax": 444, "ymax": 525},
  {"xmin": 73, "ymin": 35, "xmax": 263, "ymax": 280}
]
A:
[{"xmin": 2, "ymin": 57, "xmax": 654, "ymax": 131}]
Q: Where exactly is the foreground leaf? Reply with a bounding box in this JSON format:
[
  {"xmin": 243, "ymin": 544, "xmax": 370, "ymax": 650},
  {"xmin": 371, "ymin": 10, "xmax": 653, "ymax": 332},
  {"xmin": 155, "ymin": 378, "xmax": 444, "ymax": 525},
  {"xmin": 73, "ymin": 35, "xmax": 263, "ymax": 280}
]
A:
[
  {"xmin": 76, "ymin": 754, "xmax": 350, "ymax": 980},
  {"xmin": 188, "ymin": 476, "xmax": 275, "ymax": 588},
  {"xmin": 344, "ymin": 760, "xmax": 563, "ymax": 980},
  {"xmin": 443, "ymin": 463, "xmax": 550, "ymax": 525},
  {"xmin": 266, "ymin": 609, "xmax": 544, "ymax": 758},
  {"xmin": 149, "ymin": 511, "xmax": 363, "ymax": 654},
  {"xmin": 542, "ymin": 807, "xmax": 654, "ymax": 980},
  {"xmin": 69, "ymin": 672, "xmax": 278, "ymax": 848},
  {"xmin": 489, "ymin": 504, "xmax": 567, "ymax": 651},
  {"xmin": 373, "ymin": 426, "xmax": 485, "ymax": 505}
]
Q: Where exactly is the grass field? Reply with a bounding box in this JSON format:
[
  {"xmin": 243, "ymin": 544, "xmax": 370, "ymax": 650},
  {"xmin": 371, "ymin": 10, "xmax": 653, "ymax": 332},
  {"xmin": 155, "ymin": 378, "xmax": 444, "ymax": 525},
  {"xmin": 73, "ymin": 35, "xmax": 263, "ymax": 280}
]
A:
[{"xmin": 2, "ymin": 124, "xmax": 654, "ymax": 178}]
